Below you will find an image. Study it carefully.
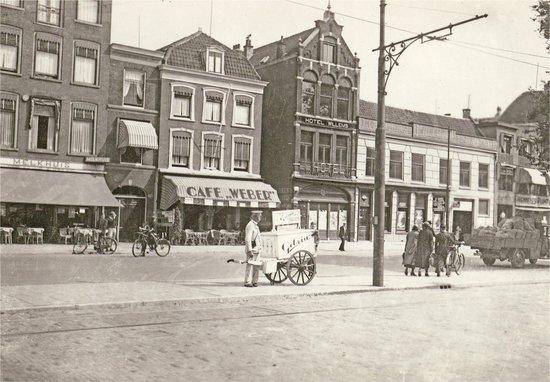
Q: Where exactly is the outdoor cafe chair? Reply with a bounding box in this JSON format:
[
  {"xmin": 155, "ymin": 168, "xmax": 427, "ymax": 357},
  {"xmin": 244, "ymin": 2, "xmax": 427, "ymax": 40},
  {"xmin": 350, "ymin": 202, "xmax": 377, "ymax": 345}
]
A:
[
  {"xmin": 16, "ymin": 226, "xmax": 29, "ymax": 244},
  {"xmin": 59, "ymin": 228, "xmax": 73, "ymax": 245},
  {"xmin": 28, "ymin": 228, "xmax": 44, "ymax": 244},
  {"xmin": 183, "ymin": 229, "xmax": 196, "ymax": 245},
  {"xmin": 1, "ymin": 227, "xmax": 13, "ymax": 244},
  {"xmin": 209, "ymin": 229, "xmax": 223, "ymax": 245}
]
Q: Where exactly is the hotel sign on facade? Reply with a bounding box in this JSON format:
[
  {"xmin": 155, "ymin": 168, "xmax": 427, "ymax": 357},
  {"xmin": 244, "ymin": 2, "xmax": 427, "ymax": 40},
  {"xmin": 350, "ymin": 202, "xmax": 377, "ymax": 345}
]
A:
[
  {"xmin": 298, "ymin": 115, "xmax": 351, "ymax": 129},
  {"xmin": 515, "ymin": 195, "xmax": 550, "ymax": 209}
]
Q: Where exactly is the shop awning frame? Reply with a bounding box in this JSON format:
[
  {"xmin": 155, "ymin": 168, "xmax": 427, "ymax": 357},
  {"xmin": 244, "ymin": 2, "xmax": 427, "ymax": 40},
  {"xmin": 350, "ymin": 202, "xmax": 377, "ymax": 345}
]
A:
[
  {"xmin": 518, "ymin": 168, "xmax": 548, "ymax": 186},
  {"xmin": 118, "ymin": 119, "xmax": 158, "ymax": 150}
]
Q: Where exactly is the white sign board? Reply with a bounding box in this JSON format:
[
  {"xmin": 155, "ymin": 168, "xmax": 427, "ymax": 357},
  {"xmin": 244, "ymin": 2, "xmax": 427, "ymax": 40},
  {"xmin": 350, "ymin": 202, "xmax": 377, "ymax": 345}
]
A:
[{"xmin": 272, "ymin": 209, "xmax": 301, "ymax": 228}]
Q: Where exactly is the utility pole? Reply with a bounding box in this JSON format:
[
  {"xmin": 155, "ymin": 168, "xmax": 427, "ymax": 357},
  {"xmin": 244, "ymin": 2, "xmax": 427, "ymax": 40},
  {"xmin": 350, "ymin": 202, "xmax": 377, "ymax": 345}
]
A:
[
  {"xmin": 446, "ymin": 124, "xmax": 451, "ymax": 229},
  {"xmin": 372, "ymin": 5, "xmax": 487, "ymax": 287}
]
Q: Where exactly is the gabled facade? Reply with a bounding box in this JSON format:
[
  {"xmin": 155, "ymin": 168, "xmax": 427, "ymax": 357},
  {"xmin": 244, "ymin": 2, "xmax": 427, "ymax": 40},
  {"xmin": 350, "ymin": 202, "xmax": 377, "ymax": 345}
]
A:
[{"xmin": 251, "ymin": 7, "xmax": 361, "ymax": 239}]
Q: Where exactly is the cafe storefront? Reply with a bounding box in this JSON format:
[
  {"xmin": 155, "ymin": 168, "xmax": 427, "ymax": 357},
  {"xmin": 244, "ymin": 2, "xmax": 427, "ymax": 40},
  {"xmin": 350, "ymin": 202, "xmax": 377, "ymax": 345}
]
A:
[{"xmin": 159, "ymin": 175, "xmax": 280, "ymax": 232}]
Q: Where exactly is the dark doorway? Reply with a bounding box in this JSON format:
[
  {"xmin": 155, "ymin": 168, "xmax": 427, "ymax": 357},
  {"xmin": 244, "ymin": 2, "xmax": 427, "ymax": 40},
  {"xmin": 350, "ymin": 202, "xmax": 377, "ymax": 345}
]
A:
[
  {"xmin": 113, "ymin": 186, "xmax": 146, "ymax": 242},
  {"xmin": 453, "ymin": 211, "xmax": 472, "ymax": 239},
  {"xmin": 358, "ymin": 207, "xmax": 371, "ymax": 240}
]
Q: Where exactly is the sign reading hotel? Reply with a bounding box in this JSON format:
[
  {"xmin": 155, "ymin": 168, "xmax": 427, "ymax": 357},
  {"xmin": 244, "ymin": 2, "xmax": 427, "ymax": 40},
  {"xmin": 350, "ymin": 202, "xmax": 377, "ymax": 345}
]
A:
[
  {"xmin": 299, "ymin": 161, "xmax": 352, "ymax": 178},
  {"xmin": 298, "ymin": 115, "xmax": 351, "ymax": 129},
  {"xmin": 184, "ymin": 185, "xmax": 278, "ymax": 202}
]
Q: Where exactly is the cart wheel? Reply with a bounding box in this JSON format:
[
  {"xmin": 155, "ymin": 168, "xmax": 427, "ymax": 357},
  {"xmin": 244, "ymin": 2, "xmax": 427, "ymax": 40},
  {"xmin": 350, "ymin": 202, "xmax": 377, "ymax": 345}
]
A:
[
  {"xmin": 286, "ymin": 250, "xmax": 316, "ymax": 286},
  {"xmin": 529, "ymin": 258, "xmax": 538, "ymax": 265},
  {"xmin": 510, "ymin": 249, "xmax": 526, "ymax": 268},
  {"xmin": 265, "ymin": 263, "xmax": 288, "ymax": 284},
  {"xmin": 482, "ymin": 256, "xmax": 496, "ymax": 266}
]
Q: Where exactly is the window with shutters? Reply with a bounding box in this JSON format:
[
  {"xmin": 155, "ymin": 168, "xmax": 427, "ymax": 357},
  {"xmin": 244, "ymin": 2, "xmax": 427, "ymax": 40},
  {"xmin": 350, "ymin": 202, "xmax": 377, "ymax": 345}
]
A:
[
  {"xmin": 34, "ymin": 35, "xmax": 61, "ymax": 79},
  {"xmin": 233, "ymin": 137, "xmax": 251, "ymax": 172},
  {"xmin": 0, "ymin": 26, "xmax": 21, "ymax": 73},
  {"xmin": 73, "ymin": 41, "xmax": 99, "ymax": 85},
  {"xmin": 459, "ymin": 161, "xmax": 471, "ymax": 187},
  {"xmin": 389, "ymin": 151, "xmax": 403, "ymax": 180},
  {"xmin": 171, "ymin": 85, "xmax": 193, "ymax": 120},
  {"xmin": 0, "ymin": 93, "xmax": 17, "ymax": 149},
  {"xmin": 77, "ymin": 0, "xmax": 100, "ymax": 24},
  {"xmin": 70, "ymin": 103, "xmax": 95, "ymax": 155},
  {"xmin": 29, "ymin": 99, "xmax": 59, "ymax": 152},
  {"xmin": 171, "ymin": 130, "xmax": 192, "ymax": 168},
  {"xmin": 322, "ymin": 36, "xmax": 337, "ymax": 64},
  {"xmin": 233, "ymin": 94, "xmax": 253, "ymax": 127},
  {"xmin": 123, "ymin": 70, "xmax": 145, "ymax": 107},
  {"xmin": 37, "ymin": 0, "xmax": 62, "ymax": 26},
  {"xmin": 478, "ymin": 163, "xmax": 489, "ymax": 189},
  {"xmin": 301, "ymin": 71, "xmax": 317, "ymax": 115},
  {"xmin": 335, "ymin": 136, "xmax": 348, "ymax": 166},
  {"xmin": 319, "ymin": 75, "xmax": 334, "ymax": 118},
  {"xmin": 318, "ymin": 133, "xmax": 331, "ymax": 163},
  {"xmin": 203, "ymin": 134, "xmax": 222, "ymax": 170},
  {"xmin": 365, "ymin": 147, "xmax": 375, "ymax": 176},
  {"xmin": 203, "ymin": 91, "xmax": 224, "ymax": 124},
  {"xmin": 411, "ymin": 153, "xmax": 425, "ymax": 182},
  {"xmin": 300, "ymin": 130, "xmax": 313, "ymax": 163},
  {"xmin": 337, "ymin": 77, "xmax": 351, "ymax": 120}
]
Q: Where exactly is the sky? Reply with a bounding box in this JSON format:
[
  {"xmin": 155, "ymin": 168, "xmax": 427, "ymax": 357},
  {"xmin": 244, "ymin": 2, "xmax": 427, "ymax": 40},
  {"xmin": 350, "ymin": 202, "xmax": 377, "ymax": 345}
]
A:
[{"xmin": 111, "ymin": 0, "xmax": 549, "ymax": 119}]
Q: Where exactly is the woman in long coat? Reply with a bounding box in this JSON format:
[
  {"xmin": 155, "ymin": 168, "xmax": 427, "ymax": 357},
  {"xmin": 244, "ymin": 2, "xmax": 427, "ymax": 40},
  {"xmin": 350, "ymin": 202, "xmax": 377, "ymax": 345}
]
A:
[
  {"xmin": 403, "ymin": 226, "xmax": 419, "ymax": 276},
  {"xmin": 415, "ymin": 222, "xmax": 434, "ymax": 277}
]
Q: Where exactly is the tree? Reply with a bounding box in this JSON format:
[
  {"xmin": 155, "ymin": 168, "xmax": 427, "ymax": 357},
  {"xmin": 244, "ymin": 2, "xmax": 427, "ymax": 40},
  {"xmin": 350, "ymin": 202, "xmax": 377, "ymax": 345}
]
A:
[
  {"xmin": 532, "ymin": 1, "xmax": 549, "ymax": 52},
  {"xmin": 171, "ymin": 205, "xmax": 183, "ymax": 244}
]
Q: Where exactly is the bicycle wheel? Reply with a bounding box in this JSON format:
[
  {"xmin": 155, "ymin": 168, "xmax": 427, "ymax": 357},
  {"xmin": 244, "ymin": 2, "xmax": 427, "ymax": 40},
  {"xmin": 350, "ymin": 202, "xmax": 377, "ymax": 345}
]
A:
[
  {"xmin": 105, "ymin": 238, "xmax": 118, "ymax": 254},
  {"xmin": 72, "ymin": 234, "xmax": 87, "ymax": 254},
  {"xmin": 132, "ymin": 238, "xmax": 144, "ymax": 257},
  {"xmin": 155, "ymin": 238, "xmax": 171, "ymax": 257},
  {"xmin": 454, "ymin": 253, "xmax": 465, "ymax": 275}
]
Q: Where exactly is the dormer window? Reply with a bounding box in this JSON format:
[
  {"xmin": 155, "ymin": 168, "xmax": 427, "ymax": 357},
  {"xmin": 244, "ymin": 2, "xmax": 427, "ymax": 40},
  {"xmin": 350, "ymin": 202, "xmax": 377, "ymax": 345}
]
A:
[
  {"xmin": 322, "ymin": 36, "xmax": 337, "ymax": 64},
  {"xmin": 207, "ymin": 49, "xmax": 223, "ymax": 74}
]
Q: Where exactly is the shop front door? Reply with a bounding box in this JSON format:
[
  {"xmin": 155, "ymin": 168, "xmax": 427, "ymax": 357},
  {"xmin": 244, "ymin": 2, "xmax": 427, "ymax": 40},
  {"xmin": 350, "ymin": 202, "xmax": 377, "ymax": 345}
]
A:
[
  {"xmin": 358, "ymin": 207, "xmax": 371, "ymax": 240},
  {"xmin": 117, "ymin": 197, "xmax": 146, "ymax": 242},
  {"xmin": 453, "ymin": 211, "xmax": 472, "ymax": 239}
]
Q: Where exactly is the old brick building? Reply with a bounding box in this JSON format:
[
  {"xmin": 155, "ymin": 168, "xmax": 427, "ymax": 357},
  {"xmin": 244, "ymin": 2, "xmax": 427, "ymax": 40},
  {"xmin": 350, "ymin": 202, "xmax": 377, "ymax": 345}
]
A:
[
  {"xmin": 250, "ymin": 7, "xmax": 360, "ymax": 239},
  {"xmin": 0, "ymin": 0, "xmax": 119, "ymax": 239}
]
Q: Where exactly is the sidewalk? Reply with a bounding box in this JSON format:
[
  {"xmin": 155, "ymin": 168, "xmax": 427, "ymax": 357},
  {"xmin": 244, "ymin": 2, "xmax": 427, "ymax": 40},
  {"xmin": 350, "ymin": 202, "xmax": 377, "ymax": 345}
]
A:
[{"xmin": 2, "ymin": 262, "xmax": 549, "ymax": 314}]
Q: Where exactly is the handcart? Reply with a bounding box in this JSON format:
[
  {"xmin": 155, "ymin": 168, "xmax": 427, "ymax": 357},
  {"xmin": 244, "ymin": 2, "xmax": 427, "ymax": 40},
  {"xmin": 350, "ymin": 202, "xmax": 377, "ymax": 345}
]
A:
[{"xmin": 227, "ymin": 210, "xmax": 317, "ymax": 286}]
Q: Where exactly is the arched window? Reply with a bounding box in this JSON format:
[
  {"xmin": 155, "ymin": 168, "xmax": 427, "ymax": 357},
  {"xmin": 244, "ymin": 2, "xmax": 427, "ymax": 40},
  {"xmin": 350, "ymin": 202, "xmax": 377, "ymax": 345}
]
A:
[
  {"xmin": 320, "ymin": 74, "xmax": 335, "ymax": 118},
  {"xmin": 301, "ymin": 71, "xmax": 317, "ymax": 115},
  {"xmin": 337, "ymin": 77, "xmax": 352, "ymax": 120}
]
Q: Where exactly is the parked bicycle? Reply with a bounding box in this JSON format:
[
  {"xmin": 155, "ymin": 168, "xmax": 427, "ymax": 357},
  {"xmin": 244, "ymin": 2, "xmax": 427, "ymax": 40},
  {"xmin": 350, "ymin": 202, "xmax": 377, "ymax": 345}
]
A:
[
  {"xmin": 73, "ymin": 231, "xmax": 117, "ymax": 255},
  {"xmin": 132, "ymin": 226, "xmax": 171, "ymax": 257}
]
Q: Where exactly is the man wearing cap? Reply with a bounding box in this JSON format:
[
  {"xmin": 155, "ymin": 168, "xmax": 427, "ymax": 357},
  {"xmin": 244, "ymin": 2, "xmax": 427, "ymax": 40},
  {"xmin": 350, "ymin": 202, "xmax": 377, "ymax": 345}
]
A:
[
  {"xmin": 107, "ymin": 211, "xmax": 117, "ymax": 239},
  {"xmin": 434, "ymin": 224, "xmax": 456, "ymax": 277},
  {"xmin": 244, "ymin": 210, "xmax": 263, "ymax": 287}
]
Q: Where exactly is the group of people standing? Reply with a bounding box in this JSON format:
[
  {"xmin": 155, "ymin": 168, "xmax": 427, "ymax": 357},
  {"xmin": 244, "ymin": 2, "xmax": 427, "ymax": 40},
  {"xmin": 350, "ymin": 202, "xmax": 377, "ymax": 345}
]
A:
[{"xmin": 402, "ymin": 221, "xmax": 457, "ymax": 277}]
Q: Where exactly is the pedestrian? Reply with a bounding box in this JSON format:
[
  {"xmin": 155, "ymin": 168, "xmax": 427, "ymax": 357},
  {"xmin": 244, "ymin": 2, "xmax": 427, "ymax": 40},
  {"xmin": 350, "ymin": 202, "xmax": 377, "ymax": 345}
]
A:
[
  {"xmin": 434, "ymin": 225, "xmax": 456, "ymax": 277},
  {"xmin": 403, "ymin": 225, "xmax": 419, "ymax": 276},
  {"xmin": 96, "ymin": 213, "xmax": 109, "ymax": 254},
  {"xmin": 107, "ymin": 211, "xmax": 117, "ymax": 239},
  {"xmin": 454, "ymin": 225, "xmax": 462, "ymax": 241},
  {"xmin": 338, "ymin": 222, "xmax": 347, "ymax": 251},
  {"xmin": 310, "ymin": 222, "xmax": 320, "ymax": 252},
  {"xmin": 415, "ymin": 222, "xmax": 434, "ymax": 276},
  {"xmin": 244, "ymin": 210, "xmax": 263, "ymax": 287}
]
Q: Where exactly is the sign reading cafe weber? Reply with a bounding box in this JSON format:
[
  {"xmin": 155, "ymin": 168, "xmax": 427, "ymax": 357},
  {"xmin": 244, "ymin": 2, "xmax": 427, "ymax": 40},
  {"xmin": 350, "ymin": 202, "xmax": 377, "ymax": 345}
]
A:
[{"xmin": 183, "ymin": 185, "xmax": 278, "ymax": 202}]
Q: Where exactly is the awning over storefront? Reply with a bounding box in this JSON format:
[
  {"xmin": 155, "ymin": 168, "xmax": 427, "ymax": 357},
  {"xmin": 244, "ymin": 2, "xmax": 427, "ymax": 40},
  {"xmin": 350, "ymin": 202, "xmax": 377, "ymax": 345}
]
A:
[
  {"xmin": 0, "ymin": 168, "xmax": 121, "ymax": 207},
  {"xmin": 118, "ymin": 119, "xmax": 158, "ymax": 150},
  {"xmin": 518, "ymin": 168, "xmax": 548, "ymax": 185},
  {"xmin": 161, "ymin": 176, "xmax": 280, "ymax": 210}
]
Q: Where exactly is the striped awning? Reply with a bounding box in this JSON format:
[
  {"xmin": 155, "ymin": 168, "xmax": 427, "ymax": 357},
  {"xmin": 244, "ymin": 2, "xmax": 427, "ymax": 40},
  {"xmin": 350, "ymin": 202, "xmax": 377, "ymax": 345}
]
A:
[
  {"xmin": 118, "ymin": 119, "xmax": 158, "ymax": 150},
  {"xmin": 519, "ymin": 168, "xmax": 548, "ymax": 186},
  {"xmin": 160, "ymin": 176, "xmax": 280, "ymax": 210}
]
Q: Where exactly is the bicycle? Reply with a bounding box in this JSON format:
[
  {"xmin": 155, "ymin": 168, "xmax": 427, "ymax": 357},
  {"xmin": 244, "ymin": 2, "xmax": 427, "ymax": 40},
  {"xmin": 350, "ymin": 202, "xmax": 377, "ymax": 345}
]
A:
[
  {"xmin": 73, "ymin": 231, "xmax": 117, "ymax": 255},
  {"xmin": 132, "ymin": 227, "xmax": 171, "ymax": 257},
  {"xmin": 448, "ymin": 241, "xmax": 466, "ymax": 275}
]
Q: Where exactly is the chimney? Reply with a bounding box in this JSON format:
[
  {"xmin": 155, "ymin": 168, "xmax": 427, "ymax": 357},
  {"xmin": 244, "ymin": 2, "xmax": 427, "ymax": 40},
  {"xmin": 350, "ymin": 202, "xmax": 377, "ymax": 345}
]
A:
[
  {"xmin": 495, "ymin": 106, "xmax": 501, "ymax": 117},
  {"xmin": 244, "ymin": 34, "xmax": 253, "ymax": 59},
  {"xmin": 462, "ymin": 108, "xmax": 471, "ymax": 119},
  {"xmin": 276, "ymin": 36, "xmax": 286, "ymax": 58}
]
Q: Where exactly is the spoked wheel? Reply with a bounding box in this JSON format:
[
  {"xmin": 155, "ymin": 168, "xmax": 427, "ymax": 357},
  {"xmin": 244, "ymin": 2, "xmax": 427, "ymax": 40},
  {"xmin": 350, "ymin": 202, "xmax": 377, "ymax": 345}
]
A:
[
  {"xmin": 132, "ymin": 238, "xmax": 144, "ymax": 257},
  {"xmin": 454, "ymin": 253, "xmax": 465, "ymax": 275},
  {"xmin": 105, "ymin": 238, "xmax": 117, "ymax": 254},
  {"xmin": 155, "ymin": 238, "xmax": 171, "ymax": 257},
  {"xmin": 72, "ymin": 234, "xmax": 87, "ymax": 254},
  {"xmin": 510, "ymin": 249, "xmax": 526, "ymax": 268},
  {"xmin": 286, "ymin": 250, "xmax": 316, "ymax": 286},
  {"xmin": 265, "ymin": 262, "xmax": 288, "ymax": 284}
]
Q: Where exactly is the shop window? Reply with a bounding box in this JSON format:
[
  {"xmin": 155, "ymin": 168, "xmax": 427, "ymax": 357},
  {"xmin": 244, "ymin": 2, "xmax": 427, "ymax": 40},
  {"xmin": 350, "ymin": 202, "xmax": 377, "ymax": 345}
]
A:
[
  {"xmin": 501, "ymin": 134, "xmax": 513, "ymax": 154},
  {"xmin": 120, "ymin": 147, "xmax": 142, "ymax": 164},
  {"xmin": 322, "ymin": 36, "xmax": 336, "ymax": 63},
  {"xmin": 439, "ymin": 158, "xmax": 450, "ymax": 185},
  {"xmin": 171, "ymin": 130, "xmax": 191, "ymax": 168},
  {"xmin": 70, "ymin": 103, "xmax": 95, "ymax": 155},
  {"xmin": 478, "ymin": 163, "xmax": 489, "ymax": 189},
  {"xmin": 34, "ymin": 35, "xmax": 61, "ymax": 79},
  {"xmin": 233, "ymin": 95, "xmax": 253, "ymax": 127},
  {"xmin": 337, "ymin": 77, "xmax": 351, "ymax": 120},
  {"xmin": 171, "ymin": 86, "xmax": 193, "ymax": 119},
  {"xmin": 123, "ymin": 70, "xmax": 145, "ymax": 107},
  {"xmin": 207, "ymin": 50, "xmax": 223, "ymax": 74},
  {"xmin": 389, "ymin": 150, "xmax": 403, "ymax": 180},
  {"xmin": 37, "ymin": 0, "xmax": 62, "ymax": 26},
  {"xmin": 204, "ymin": 94, "xmax": 223, "ymax": 123},
  {"xmin": 335, "ymin": 136, "xmax": 348, "ymax": 166},
  {"xmin": 203, "ymin": 135, "xmax": 222, "ymax": 170},
  {"xmin": 0, "ymin": 93, "xmax": 17, "ymax": 149},
  {"xmin": 499, "ymin": 170, "xmax": 514, "ymax": 191},
  {"xmin": 301, "ymin": 71, "xmax": 317, "ymax": 115},
  {"xmin": 77, "ymin": 0, "xmax": 100, "ymax": 24},
  {"xmin": 365, "ymin": 147, "xmax": 375, "ymax": 176},
  {"xmin": 29, "ymin": 100, "xmax": 58, "ymax": 151},
  {"xmin": 478, "ymin": 199, "xmax": 489, "ymax": 216},
  {"xmin": 233, "ymin": 137, "xmax": 251, "ymax": 172},
  {"xmin": 411, "ymin": 153, "xmax": 425, "ymax": 182},
  {"xmin": 73, "ymin": 41, "xmax": 99, "ymax": 85},
  {"xmin": 0, "ymin": 26, "xmax": 21, "ymax": 73},
  {"xmin": 318, "ymin": 133, "xmax": 331, "ymax": 163},
  {"xmin": 319, "ymin": 74, "xmax": 334, "ymax": 118},
  {"xmin": 459, "ymin": 162, "xmax": 471, "ymax": 187},
  {"xmin": 300, "ymin": 130, "xmax": 313, "ymax": 163}
]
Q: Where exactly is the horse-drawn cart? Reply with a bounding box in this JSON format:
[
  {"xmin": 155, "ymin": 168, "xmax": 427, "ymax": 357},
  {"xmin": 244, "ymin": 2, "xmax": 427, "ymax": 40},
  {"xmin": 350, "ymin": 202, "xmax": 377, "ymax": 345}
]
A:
[{"xmin": 228, "ymin": 210, "xmax": 317, "ymax": 286}]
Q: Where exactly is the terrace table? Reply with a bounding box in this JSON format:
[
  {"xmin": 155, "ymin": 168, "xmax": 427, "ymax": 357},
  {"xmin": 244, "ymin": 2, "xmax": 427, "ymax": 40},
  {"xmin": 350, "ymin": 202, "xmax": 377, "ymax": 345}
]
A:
[{"xmin": 0, "ymin": 227, "xmax": 13, "ymax": 244}]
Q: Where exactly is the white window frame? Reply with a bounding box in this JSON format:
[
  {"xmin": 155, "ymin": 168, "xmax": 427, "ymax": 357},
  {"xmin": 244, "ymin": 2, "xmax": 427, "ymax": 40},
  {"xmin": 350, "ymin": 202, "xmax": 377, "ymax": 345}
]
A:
[
  {"xmin": 122, "ymin": 68, "xmax": 146, "ymax": 109},
  {"xmin": 202, "ymin": 88, "xmax": 226, "ymax": 126},
  {"xmin": 231, "ymin": 134, "xmax": 253, "ymax": 174},
  {"xmin": 200, "ymin": 131, "xmax": 224, "ymax": 171},
  {"xmin": 27, "ymin": 100, "xmax": 59, "ymax": 153},
  {"xmin": 72, "ymin": 40, "xmax": 100, "ymax": 86},
  {"xmin": 0, "ymin": 25, "xmax": 22, "ymax": 75},
  {"xmin": 231, "ymin": 92, "xmax": 254, "ymax": 129},
  {"xmin": 459, "ymin": 161, "xmax": 471, "ymax": 188},
  {"xmin": 169, "ymin": 128, "xmax": 194, "ymax": 169},
  {"xmin": 33, "ymin": 32, "xmax": 62, "ymax": 80},
  {"xmin": 411, "ymin": 153, "xmax": 426, "ymax": 183},
  {"xmin": 170, "ymin": 83, "xmax": 195, "ymax": 121},
  {"xmin": 36, "ymin": 0, "xmax": 63, "ymax": 27},
  {"xmin": 68, "ymin": 101, "xmax": 97, "ymax": 156},
  {"xmin": 206, "ymin": 47, "xmax": 224, "ymax": 75},
  {"xmin": 478, "ymin": 199, "xmax": 490, "ymax": 216},
  {"xmin": 0, "ymin": 0, "xmax": 24, "ymax": 10},
  {"xmin": 0, "ymin": 91, "xmax": 19, "ymax": 149},
  {"xmin": 76, "ymin": 0, "xmax": 101, "ymax": 25}
]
